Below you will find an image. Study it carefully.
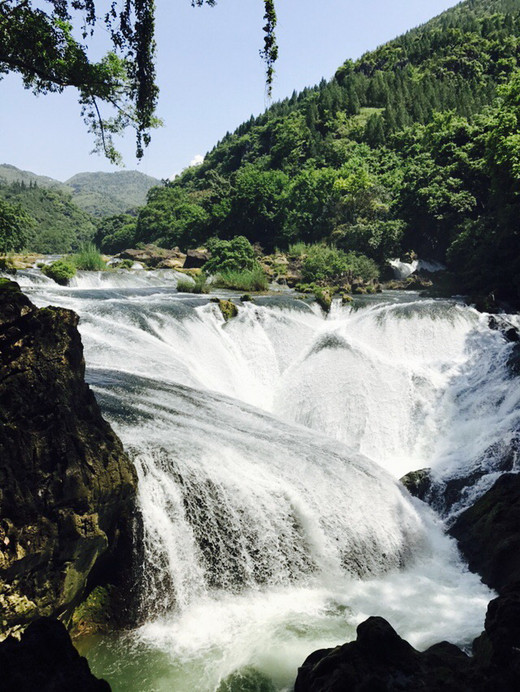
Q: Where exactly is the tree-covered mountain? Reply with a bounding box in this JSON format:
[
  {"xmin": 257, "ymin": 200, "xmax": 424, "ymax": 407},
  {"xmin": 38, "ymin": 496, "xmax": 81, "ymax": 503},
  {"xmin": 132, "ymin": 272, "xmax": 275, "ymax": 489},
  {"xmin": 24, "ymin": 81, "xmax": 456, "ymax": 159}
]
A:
[
  {"xmin": 0, "ymin": 166, "xmax": 160, "ymax": 252},
  {"xmin": 115, "ymin": 0, "xmax": 520, "ymax": 303},
  {"xmin": 0, "ymin": 165, "xmax": 159, "ymax": 217},
  {"xmin": 65, "ymin": 170, "xmax": 159, "ymax": 216},
  {"xmin": 0, "ymin": 181, "xmax": 96, "ymax": 253},
  {"xmin": 0, "ymin": 164, "xmax": 72, "ymax": 193}
]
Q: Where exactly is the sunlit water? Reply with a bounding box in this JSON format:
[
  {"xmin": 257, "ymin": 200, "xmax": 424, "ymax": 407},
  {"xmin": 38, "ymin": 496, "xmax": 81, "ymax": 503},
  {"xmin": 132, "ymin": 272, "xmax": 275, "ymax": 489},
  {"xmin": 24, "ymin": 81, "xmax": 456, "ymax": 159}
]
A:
[{"xmin": 11, "ymin": 268, "xmax": 520, "ymax": 691}]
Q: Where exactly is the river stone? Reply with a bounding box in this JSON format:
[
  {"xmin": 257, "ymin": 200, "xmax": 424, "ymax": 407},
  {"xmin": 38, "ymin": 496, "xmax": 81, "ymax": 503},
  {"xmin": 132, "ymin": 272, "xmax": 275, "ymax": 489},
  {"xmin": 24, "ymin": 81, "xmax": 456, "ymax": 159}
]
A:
[
  {"xmin": 0, "ymin": 280, "xmax": 137, "ymax": 638},
  {"xmin": 118, "ymin": 244, "xmax": 185, "ymax": 268}
]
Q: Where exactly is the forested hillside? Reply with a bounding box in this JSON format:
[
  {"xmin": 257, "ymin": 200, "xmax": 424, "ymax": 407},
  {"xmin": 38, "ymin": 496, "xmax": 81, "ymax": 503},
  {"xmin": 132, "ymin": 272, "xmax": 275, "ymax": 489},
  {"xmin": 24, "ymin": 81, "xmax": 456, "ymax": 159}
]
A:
[
  {"xmin": 0, "ymin": 182, "xmax": 96, "ymax": 253},
  {"xmin": 0, "ymin": 165, "xmax": 158, "ymax": 217},
  {"xmin": 0, "ymin": 167, "xmax": 159, "ymax": 253},
  {"xmin": 65, "ymin": 170, "xmax": 159, "ymax": 216},
  {"xmin": 0, "ymin": 164, "xmax": 72, "ymax": 193},
  {"xmin": 109, "ymin": 0, "xmax": 520, "ymax": 302}
]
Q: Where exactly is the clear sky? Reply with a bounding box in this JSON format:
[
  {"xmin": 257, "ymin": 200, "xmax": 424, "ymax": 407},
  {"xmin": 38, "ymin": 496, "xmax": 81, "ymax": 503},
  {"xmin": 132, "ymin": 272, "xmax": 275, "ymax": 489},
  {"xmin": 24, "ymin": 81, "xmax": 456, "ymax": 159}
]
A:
[{"xmin": 0, "ymin": 0, "xmax": 460, "ymax": 182}]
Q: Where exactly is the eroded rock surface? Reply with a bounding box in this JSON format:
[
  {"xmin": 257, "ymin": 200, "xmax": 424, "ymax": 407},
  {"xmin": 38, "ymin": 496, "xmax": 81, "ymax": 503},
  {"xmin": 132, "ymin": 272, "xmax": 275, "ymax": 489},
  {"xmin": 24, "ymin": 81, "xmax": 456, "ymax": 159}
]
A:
[{"xmin": 0, "ymin": 279, "xmax": 137, "ymax": 638}]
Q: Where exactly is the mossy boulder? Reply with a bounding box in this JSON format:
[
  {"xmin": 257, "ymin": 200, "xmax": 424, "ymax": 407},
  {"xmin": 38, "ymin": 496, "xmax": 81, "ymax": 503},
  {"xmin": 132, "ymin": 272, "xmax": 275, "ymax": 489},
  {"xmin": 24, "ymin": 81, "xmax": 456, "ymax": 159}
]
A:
[
  {"xmin": 314, "ymin": 287, "xmax": 332, "ymax": 313},
  {"xmin": 41, "ymin": 259, "xmax": 77, "ymax": 285},
  {"xmin": 0, "ymin": 281, "xmax": 137, "ymax": 639},
  {"xmin": 212, "ymin": 298, "xmax": 238, "ymax": 321}
]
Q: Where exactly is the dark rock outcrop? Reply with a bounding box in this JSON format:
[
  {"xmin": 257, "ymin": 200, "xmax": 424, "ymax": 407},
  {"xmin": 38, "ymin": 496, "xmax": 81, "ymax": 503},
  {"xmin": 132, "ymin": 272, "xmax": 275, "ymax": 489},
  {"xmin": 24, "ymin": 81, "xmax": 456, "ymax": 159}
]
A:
[
  {"xmin": 295, "ymin": 607, "xmax": 520, "ymax": 692},
  {"xmin": 0, "ymin": 617, "xmax": 110, "ymax": 691},
  {"xmin": 210, "ymin": 297, "xmax": 238, "ymax": 321},
  {"xmin": 295, "ymin": 616, "xmax": 471, "ymax": 691},
  {"xmin": 400, "ymin": 468, "xmax": 433, "ymax": 502},
  {"xmin": 0, "ymin": 279, "xmax": 137, "ymax": 638},
  {"xmin": 449, "ymin": 473, "xmax": 520, "ymax": 593}
]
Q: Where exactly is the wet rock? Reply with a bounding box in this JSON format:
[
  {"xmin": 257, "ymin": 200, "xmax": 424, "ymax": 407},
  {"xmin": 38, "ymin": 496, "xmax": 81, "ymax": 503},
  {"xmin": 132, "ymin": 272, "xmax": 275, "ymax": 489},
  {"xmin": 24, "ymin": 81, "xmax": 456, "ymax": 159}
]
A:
[
  {"xmin": 0, "ymin": 280, "xmax": 137, "ymax": 638},
  {"xmin": 314, "ymin": 288, "xmax": 332, "ymax": 313},
  {"xmin": 295, "ymin": 616, "xmax": 470, "ymax": 691},
  {"xmin": 295, "ymin": 607, "xmax": 520, "ymax": 692},
  {"xmin": 0, "ymin": 617, "xmax": 110, "ymax": 691},
  {"xmin": 212, "ymin": 298, "xmax": 238, "ymax": 321},
  {"xmin": 400, "ymin": 468, "xmax": 433, "ymax": 501},
  {"xmin": 449, "ymin": 473, "xmax": 520, "ymax": 593},
  {"xmin": 487, "ymin": 315, "xmax": 520, "ymax": 343}
]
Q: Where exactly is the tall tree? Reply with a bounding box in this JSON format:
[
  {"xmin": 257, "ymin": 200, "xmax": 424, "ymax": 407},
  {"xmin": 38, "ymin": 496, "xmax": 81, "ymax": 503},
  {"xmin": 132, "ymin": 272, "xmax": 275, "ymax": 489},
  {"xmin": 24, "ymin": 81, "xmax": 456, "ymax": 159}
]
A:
[{"xmin": 0, "ymin": 1, "xmax": 278, "ymax": 161}]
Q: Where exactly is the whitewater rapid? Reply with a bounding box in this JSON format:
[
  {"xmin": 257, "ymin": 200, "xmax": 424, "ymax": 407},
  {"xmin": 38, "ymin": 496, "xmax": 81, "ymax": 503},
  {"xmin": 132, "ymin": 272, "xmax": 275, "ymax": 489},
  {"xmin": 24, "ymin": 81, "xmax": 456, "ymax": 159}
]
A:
[{"xmin": 13, "ymin": 268, "xmax": 520, "ymax": 691}]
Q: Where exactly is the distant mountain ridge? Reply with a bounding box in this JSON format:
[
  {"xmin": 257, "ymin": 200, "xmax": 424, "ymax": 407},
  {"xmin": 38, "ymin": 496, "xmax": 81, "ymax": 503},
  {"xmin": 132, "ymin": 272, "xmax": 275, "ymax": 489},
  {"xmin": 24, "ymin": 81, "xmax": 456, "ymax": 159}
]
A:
[
  {"xmin": 65, "ymin": 170, "xmax": 160, "ymax": 216},
  {"xmin": 0, "ymin": 164, "xmax": 159, "ymax": 216},
  {"xmin": 0, "ymin": 163, "xmax": 71, "ymax": 193}
]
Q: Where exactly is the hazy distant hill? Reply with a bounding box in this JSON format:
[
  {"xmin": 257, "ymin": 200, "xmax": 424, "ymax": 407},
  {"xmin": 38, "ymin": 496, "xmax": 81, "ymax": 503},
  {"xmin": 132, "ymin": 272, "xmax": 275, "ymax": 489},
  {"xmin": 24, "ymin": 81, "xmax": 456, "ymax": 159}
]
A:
[
  {"xmin": 65, "ymin": 170, "xmax": 159, "ymax": 216},
  {"xmin": 0, "ymin": 165, "xmax": 159, "ymax": 217},
  {"xmin": 0, "ymin": 164, "xmax": 71, "ymax": 193}
]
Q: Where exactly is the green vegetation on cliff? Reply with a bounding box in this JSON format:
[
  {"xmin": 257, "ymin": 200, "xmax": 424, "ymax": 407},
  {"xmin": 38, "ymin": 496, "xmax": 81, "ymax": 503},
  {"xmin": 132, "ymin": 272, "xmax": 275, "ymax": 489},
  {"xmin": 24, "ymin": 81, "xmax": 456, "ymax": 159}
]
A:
[{"xmin": 120, "ymin": 0, "xmax": 520, "ymax": 303}]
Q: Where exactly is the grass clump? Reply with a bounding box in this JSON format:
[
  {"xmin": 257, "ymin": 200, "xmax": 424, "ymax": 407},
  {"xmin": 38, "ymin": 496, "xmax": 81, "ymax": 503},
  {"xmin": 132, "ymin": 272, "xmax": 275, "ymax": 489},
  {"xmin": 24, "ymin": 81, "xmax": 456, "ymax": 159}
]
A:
[
  {"xmin": 72, "ymin": 242, "xmax": 106, "ymax": 271},
  {"xmin": 41, "ymin": 259, "xmax": 77, "ymax": 285},
  {"xmin": 177, "ymin": 272, "xmax": 209, "ymax": 294},
  {"xmin": 212, "ymin": 267, "xmax": 268, "ymax": 291}
]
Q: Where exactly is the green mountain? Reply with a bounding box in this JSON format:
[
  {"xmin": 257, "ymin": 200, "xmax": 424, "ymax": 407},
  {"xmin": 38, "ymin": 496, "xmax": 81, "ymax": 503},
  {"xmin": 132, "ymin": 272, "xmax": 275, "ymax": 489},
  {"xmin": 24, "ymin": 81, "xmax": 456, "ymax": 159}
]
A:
[
  {"xmin": 0, "ymin": 165, "xmax": 159, "ymax": 217},
  {"xmin": 123, "ymin": 0, "xmax": 520, "ymax": 302},
  {"xmin": 0, "ymin": 181, "xmax": 96, "ymax": 254},
  {"xmin": 0, "ymin": 164, "xmax": 71, "ymax": 193},
  {"xmin": 65, "ymin": 170, "xmax": 159, "ymax": 217},
  {"xmin": 0, "ymin": 166, "xmax": 160, "ymax": 253}
]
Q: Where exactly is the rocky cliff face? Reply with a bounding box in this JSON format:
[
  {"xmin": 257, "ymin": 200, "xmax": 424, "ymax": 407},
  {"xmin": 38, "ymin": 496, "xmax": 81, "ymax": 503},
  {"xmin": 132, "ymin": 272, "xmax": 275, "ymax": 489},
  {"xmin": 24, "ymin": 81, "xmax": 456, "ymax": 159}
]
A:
[{"xmin": 0, "ymin": 279, "xmax": 137, "ymax": 638}]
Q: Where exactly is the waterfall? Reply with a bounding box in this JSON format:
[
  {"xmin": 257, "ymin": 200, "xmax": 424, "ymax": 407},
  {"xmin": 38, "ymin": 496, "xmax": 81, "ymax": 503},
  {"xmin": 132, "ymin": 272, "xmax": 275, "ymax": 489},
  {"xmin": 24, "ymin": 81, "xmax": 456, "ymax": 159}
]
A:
[{"xmin": 16, "ymin": 268, "xmax": 517, "ymax": 691}]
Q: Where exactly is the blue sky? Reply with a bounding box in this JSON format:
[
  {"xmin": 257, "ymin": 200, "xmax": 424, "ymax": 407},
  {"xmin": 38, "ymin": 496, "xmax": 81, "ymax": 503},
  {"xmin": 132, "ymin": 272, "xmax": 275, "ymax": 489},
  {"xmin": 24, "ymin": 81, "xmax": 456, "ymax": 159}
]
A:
[{"xmin": 0, "ymin": 0, "xmax": 459, "ymax": 181}]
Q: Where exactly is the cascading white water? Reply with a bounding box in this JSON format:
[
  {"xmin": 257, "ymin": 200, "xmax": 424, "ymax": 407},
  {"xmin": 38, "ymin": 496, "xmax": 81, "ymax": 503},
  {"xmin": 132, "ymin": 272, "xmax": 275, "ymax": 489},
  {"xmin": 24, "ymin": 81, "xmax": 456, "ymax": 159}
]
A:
[{"xmin": 13, "ymin": 268, "xmax": 519, "ymax": 691}]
